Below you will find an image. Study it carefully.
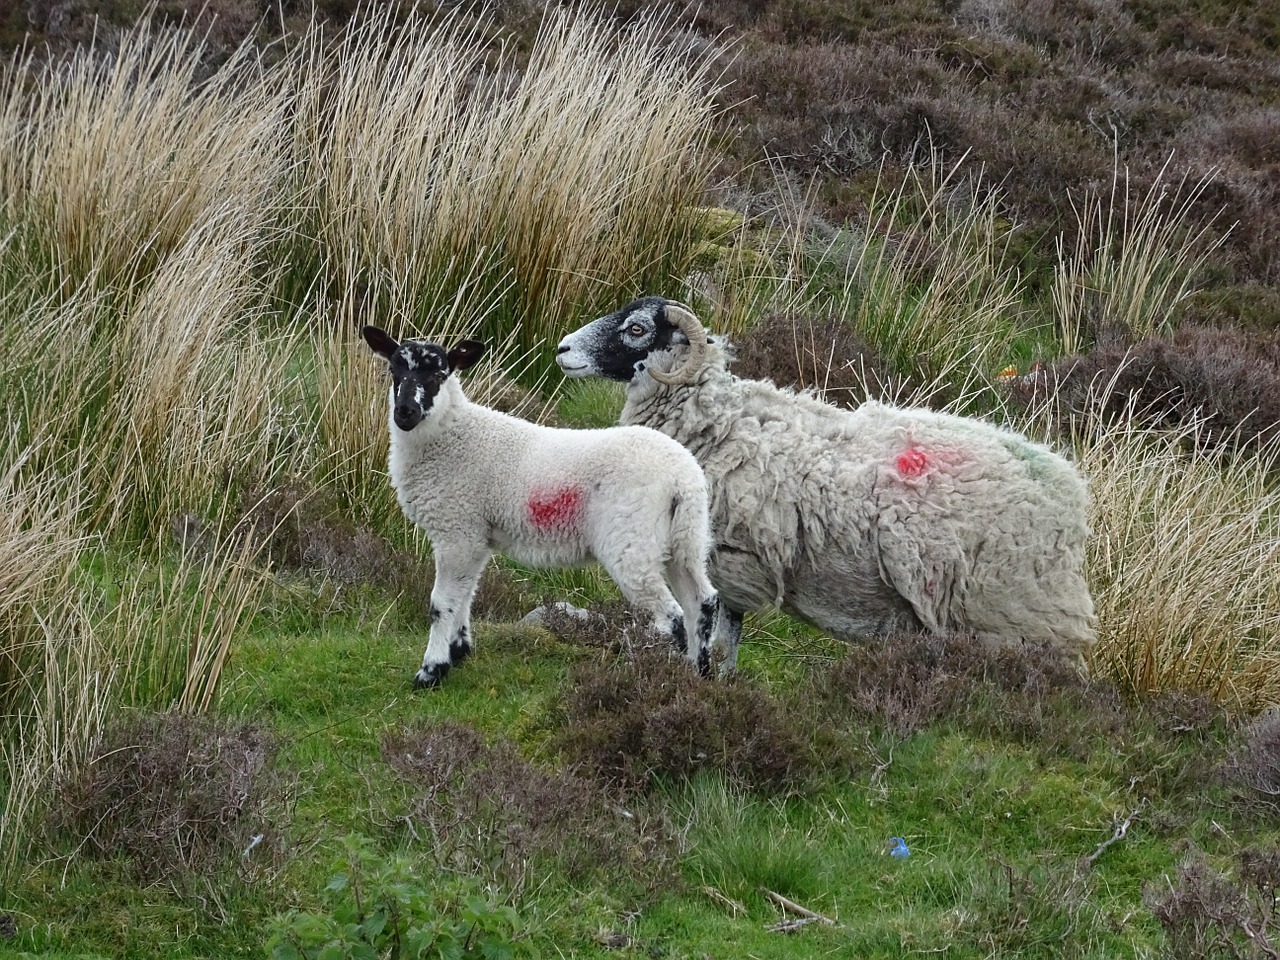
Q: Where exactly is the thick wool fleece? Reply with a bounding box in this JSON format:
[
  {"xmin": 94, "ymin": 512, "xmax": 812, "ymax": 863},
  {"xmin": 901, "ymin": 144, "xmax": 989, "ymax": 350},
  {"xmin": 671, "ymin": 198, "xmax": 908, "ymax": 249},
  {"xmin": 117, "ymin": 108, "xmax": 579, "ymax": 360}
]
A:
[
  {"xmin": 621, "ymin": 340, "xmax": 1096, "ymax": 657},
  {"xmin": 390, "ymin": 378, "xmax": 711, "ymax": 576},
  {"xmin": 387, "ymin": 376, "xmax": 716, "ymax": 640}
]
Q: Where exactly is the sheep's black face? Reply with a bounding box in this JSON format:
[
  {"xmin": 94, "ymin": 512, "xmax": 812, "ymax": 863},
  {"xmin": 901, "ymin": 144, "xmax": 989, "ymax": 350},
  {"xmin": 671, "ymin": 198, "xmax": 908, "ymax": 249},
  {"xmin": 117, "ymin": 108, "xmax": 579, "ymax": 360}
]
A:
[
  {"xmin": 362, "ymin": 326, "xmax": 486, "ymax": 433},
  {"xmin": 386, "ymin": 342, "xmax": 452, "ymax": 432},
  {"xmin": 556, "ymin": 296, "xmax": 685, "ymax": 382}
]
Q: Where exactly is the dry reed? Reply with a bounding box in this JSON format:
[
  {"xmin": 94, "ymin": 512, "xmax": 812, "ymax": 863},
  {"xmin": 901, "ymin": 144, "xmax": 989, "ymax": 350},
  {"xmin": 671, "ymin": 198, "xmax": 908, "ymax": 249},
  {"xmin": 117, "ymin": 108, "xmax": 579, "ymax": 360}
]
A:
[
  {"xmin": 0, "ymin": 437, "xmax": 104, "ymax": 885},
  {"xmin": 0, "ymin": 19, "xmax": 286, "ymax": 298},
  {"xmin": 1081, "ymin": 413, "xmax": 1280, "ymax": 710},
  {"xmin": 1052, "ymin": 155, "xmax": 1226, "ymax": 353},
  {"xmin": 288, "ymin": 5, "xmax": 720, "ymax": 358}
]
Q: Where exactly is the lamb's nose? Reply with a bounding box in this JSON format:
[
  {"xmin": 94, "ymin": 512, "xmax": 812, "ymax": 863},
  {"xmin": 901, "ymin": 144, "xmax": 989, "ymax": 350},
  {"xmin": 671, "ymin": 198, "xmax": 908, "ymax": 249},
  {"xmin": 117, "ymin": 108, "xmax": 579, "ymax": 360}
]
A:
[{"xmin": 556, "ymin": 343, "xmax": 570, "ymax": 354}]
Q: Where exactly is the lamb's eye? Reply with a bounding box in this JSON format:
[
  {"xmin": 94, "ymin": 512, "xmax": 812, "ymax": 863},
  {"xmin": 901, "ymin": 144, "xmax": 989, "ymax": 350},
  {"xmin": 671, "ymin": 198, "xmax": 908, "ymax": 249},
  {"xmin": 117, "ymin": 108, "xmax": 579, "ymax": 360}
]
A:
[{"xmin": 628, "ymin": 323, "xmax": 645, "ymax": 336}]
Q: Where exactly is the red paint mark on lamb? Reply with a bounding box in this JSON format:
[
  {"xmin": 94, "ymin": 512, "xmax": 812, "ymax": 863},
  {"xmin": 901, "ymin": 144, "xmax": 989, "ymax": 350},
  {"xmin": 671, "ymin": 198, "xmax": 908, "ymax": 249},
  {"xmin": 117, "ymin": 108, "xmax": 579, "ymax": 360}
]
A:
[
  {"xmin": 896, "ymin": 447, "xmax": 931, "ymax": 478},
  {"xmin": 527, "ymin": 486, "xmax": 584, "ymax": 530}
]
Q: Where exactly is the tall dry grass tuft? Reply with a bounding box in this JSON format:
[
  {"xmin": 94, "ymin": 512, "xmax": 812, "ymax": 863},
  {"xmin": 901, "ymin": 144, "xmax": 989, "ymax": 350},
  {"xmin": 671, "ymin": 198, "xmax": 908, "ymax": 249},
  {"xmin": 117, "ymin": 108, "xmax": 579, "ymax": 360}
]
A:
[
  {"xmin": 0, "ymin": 623, "xmax": 113, "ymax": 888},
  {"xmin": 288, "ymin": 5, "xmax": 720, "ymax": 359},
  {"xmin": 0, "ymin": 14, "xmax": 295, "ymax": 540},
  {"xmin": 1081, "ymin": 413, "xmax": 1280, "ymax": 711},
  {"xmin": 1, "ymin": 444, "xmax": 272, "ymax": 882},
  {"xmin": 104, "ymin": 510, "xmax": 272, "ymax": 713},
  {"xmin": 0, "ymin": 19, "xmax": 286, "ymax": 298},
  {"xmin": 1052, "ymin": 156, "xmax": 1226, "ymax": 354},
  {"xmin": 0, "ymin": 208, "xmax": 295, "ymax": 540},
  {"xmin": 0, "ymin": 437, "xmax": 106, "ymax": 886},
  {"xmin": 841, "ymin": 155, "xmax": 1025, "ymax": 401}
]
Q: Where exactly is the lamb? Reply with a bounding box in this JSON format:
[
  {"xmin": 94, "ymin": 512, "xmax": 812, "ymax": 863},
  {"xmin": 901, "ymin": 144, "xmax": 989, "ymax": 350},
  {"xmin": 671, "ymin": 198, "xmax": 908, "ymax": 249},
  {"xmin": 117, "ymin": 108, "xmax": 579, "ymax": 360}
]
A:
[
  {"xmin": 555, "ymin": 296, "xmax": 1096, "ymax": 671},
  {"xmin": 362, "ymin": 324, "xmax": 721, "ymax": 687}
]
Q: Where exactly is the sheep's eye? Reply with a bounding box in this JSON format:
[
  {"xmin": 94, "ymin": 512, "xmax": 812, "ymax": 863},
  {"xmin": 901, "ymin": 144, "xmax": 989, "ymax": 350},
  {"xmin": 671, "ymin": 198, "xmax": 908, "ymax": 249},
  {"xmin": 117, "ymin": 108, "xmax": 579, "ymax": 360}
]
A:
[{"xmin": 628, "ymin": 323, "xmax": 645, "ymax": 336}]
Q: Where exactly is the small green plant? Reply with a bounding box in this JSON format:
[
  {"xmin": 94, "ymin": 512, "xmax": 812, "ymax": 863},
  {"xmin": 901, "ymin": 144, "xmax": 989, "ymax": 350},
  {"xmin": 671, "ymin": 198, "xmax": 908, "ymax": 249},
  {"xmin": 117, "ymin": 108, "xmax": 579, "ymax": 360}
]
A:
[{"xmin": 266, "ymin": 835, "xmax": 535, "ymax": 960}]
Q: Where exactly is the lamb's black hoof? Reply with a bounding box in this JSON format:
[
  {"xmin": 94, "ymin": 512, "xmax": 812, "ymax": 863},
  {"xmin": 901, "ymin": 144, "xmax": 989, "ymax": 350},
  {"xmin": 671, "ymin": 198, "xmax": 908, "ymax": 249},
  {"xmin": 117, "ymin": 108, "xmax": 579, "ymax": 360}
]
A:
[
  {"xmin": 414, "ymin": 662, "xmax": 450, "ymax": 689},
  {"xmin": 696, "ymin": 648, "xmax": 712, "ymax": 679},
  {"xmin": 449, "ymin": 641, "xmax": 473, "ymax": 665}
]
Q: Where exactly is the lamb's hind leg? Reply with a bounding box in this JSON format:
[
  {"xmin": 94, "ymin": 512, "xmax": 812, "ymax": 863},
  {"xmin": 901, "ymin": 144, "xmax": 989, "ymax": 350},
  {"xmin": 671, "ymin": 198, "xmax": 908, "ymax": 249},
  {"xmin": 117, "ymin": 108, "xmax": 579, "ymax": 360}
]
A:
[
  {"xmin": 602, "ymin": 560, "xmax": 692, "ymax": 667},
  {"xmin": 668, "ymin": 561, "xmax": 718, "ymax": 677},
  {"xmin": 416, "ymin": 544, "xmax": 490, "ymax": 689}
]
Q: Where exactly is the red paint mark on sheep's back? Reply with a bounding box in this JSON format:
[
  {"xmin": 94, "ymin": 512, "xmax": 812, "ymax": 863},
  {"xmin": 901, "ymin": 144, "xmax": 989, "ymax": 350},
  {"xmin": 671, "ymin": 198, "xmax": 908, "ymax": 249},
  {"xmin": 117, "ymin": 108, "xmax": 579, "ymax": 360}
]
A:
[
  {"xmin": 896, "ymin": 447, "xmax": 931, "ymax": 478},
  {"xmin": 527, "ymin": 486, "xmax": 584, "ymax": 530}
]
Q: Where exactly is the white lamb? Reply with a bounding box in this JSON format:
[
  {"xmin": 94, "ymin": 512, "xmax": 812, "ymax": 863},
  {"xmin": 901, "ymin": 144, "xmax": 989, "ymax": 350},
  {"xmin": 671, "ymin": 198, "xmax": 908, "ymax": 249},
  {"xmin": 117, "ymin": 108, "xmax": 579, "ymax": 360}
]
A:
[
  {"xmin": 362, "ymin": 324, "xmax": 721, "ymax": 687},
  {"xmin": 555, "ymin": 297, "xmax": 1096, "ymax": 671}
]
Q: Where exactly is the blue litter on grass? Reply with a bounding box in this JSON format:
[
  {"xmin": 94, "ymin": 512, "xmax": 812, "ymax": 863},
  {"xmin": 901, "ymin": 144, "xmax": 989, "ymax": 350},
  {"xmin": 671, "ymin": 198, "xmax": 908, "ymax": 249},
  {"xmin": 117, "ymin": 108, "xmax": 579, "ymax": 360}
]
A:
[{"xmin": 889, "ymin": 837, "xmax": 910, "ymax": 858}]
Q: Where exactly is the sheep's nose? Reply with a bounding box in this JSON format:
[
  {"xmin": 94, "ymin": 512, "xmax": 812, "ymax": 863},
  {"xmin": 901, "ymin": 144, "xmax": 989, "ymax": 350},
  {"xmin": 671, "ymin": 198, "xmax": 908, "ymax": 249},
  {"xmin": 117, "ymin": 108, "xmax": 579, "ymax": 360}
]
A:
[{"xmin": 555, "ymin": 343, "xmax": 570, "ymax": 354}]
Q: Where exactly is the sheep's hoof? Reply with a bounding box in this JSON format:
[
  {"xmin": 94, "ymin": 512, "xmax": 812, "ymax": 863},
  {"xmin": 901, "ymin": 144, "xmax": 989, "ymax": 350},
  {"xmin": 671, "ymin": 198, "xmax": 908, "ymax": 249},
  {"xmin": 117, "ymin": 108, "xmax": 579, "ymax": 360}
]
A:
[
  {"xmin": 696, "ymin": 648, "xmax": 711, "ymax": 679},
  {"xmin": 413, "ymin": 662, "xmax": 450, "ymax": 689},
  {"xmin": 450, "ymin": 641, "xmax": 473, "ymax": 665}
]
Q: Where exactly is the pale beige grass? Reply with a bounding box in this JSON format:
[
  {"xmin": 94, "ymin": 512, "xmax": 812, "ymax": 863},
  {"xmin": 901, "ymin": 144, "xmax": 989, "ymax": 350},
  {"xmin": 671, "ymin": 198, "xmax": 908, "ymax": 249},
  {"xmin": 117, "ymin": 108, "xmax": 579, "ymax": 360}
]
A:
[
  {"xmin": 103, "ymin": 510, "xmax": 272, "ymax": 713},
  {"xmin": 290, "ymin": 5, "xmax": 721, "ymax": 351},
  {"xmin": 0, "ymin": 19, "xmax": 286, "ymax": 296},
  {"xmin": 0, "ymin": 437, "xmax": 104, "ymax": 884},
  {"xmin": 1082, "ymin": 415, "xmax": 1280, "ymax": 710},
  {"xmin": 1052, "ymin": 155, "xmax": 1226, "ymax": 353}
]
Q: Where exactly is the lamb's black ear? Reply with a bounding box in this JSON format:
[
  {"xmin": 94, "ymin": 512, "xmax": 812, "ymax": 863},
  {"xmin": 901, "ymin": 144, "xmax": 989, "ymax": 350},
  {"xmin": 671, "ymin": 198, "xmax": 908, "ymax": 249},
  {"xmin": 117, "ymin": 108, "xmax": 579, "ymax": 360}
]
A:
[
  {"xmin": 447, "ymin": 339, "xmax": 486, "ymax": 372},
  {"xmin": 362, "ymin": 325, "xmax": 399, "ymax": 359}
]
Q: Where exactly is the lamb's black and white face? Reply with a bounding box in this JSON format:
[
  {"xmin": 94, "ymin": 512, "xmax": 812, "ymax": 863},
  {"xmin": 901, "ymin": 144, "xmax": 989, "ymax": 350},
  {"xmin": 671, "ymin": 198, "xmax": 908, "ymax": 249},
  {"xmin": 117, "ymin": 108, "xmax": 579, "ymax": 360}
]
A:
[
  {"xmin": 362, "ymin": 326, "xmax": 485, "ymax": 432},
  {"xmin": 556, "ymin": 296, "xmax": 688, "ymax": 382}
]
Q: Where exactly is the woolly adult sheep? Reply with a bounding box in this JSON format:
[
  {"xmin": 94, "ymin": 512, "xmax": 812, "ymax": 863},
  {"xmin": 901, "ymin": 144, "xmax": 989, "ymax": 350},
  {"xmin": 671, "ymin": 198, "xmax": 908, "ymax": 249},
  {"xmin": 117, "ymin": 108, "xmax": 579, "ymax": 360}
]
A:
[
  {"xmin": 555, "ymin": 296, "xmax": 1096, "ymax": 671},
  {"xmin": 362, "ymin": 324, "xmax": 721, "ymax": 687}
]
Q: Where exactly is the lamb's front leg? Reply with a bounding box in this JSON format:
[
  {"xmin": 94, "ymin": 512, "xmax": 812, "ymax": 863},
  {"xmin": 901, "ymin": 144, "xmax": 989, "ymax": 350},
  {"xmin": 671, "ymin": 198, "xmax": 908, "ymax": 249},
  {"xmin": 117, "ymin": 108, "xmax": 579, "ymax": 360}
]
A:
[{"xmin": 415, "ymin": 544, "xmax": 491, "ymax": 689}]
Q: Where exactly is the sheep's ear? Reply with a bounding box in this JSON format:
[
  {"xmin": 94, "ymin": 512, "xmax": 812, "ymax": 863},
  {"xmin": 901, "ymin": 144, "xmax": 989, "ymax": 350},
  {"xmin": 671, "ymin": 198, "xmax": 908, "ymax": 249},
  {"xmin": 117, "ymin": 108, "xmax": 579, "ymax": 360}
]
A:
[
  {"xmin": 362, "ymin": 325, "xmax": 399, "ymax": 359},
  {"xmin": 447, "ymin": 339, "xmax": 486, "ymax": 372}
]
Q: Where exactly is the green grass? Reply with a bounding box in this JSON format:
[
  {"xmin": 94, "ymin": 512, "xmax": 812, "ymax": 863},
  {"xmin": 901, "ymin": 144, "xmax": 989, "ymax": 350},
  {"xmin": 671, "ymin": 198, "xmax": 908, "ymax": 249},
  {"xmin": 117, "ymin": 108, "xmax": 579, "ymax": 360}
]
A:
[{"xmin": 7, "ymin": 557, "xmax": 1276, "ymax": 958}]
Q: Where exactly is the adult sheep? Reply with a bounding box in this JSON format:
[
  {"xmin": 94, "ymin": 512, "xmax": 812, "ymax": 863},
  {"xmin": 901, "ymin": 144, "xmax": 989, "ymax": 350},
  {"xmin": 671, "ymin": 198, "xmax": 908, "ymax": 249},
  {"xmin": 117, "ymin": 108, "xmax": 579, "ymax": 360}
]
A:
[
  {"xmin": 555, "ymin": 296, "xmax": 1096, "ymax": 671},
  {"xmin": 363, "ymin": 324, "xmax": 721, "ymax": 687}
]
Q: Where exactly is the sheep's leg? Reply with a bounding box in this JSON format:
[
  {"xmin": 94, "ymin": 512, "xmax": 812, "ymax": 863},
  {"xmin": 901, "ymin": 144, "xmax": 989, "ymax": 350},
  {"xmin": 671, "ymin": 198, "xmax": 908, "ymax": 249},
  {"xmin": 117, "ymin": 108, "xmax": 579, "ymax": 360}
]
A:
[
  {"xmin": 668, "ymin": 562, "xmax": 718, "ymax": 678},
  {"xmin": 603, "ymin": 562, "xmax": 691, "ymax": 665},
  {"xmin": 416, "ymin": 544, "xmax": 490, "ymax": 689},
  {"xmin": 716, "ymin": 606, "xmax": 744, "ymax": 677}
]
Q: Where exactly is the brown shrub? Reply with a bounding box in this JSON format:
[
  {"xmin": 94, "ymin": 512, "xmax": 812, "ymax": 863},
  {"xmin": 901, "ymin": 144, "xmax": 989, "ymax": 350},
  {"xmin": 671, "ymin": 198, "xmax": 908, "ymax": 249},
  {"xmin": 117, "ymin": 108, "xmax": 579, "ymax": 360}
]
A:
[
  {"xmin": 1147, "ymin": 848, "xmax": 1280, "ymax": 960},
  {"xmin": 818, "ymin": 632, "xmax": 1123, "ymax": 753},
  {"xmin": 1010, "ymin": 325, "xmax": 1280, "ymax": 454},
  {"xmin": 557, "ymin": 649, "xmax": 838, "ymax": 794},
  {"xmin": 1223, "ymin": 712, "xmax": 1280, "ymax": 817},
  {"xmin": 381, "ymin": 719, "xmax": 675, "ymax": 894},
  {"xmin": 817, "ymin": 630, "xmax": 1227, "ymax": 798},
  {"xmin": 729, "ymin": 310, "xmax": 907, "ymax": 409},
  {"xmin": 53, "ymin": 712, "xmax": 285, "ymax": 882}
]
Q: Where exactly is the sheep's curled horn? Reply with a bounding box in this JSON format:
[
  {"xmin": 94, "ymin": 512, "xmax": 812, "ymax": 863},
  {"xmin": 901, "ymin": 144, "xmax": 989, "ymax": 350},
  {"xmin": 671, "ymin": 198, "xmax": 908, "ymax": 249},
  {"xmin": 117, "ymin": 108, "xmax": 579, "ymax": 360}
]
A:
[{"xmin": 648, "ymin": 300, "xmax": 708, "ymax": 386}]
